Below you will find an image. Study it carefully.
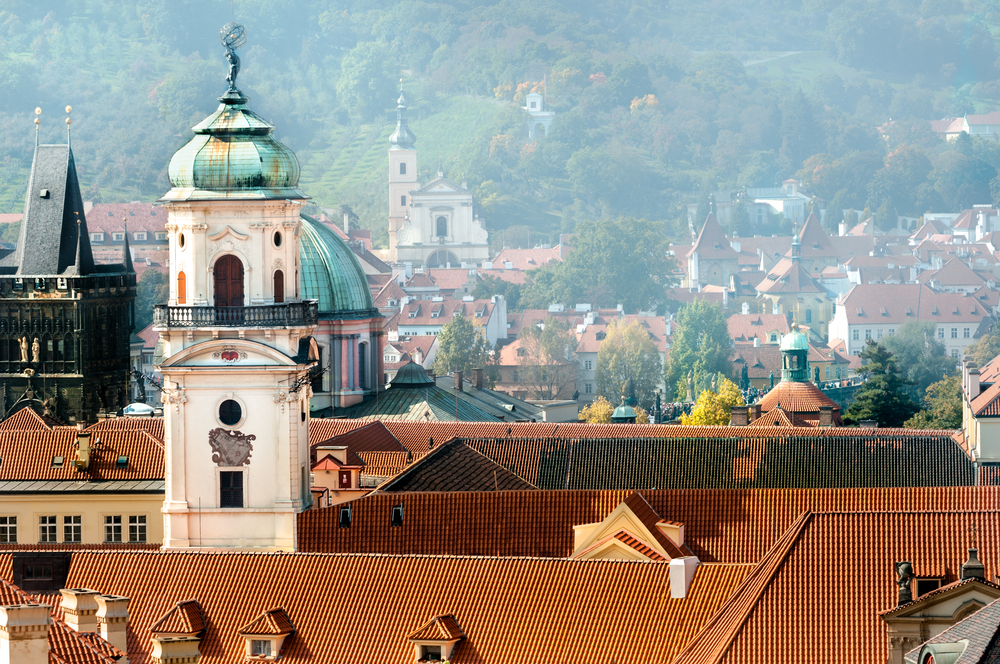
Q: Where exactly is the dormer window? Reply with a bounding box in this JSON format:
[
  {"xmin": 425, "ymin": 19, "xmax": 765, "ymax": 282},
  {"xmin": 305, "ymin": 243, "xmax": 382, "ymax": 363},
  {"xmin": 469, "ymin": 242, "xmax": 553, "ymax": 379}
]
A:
[
  {"xmin": 408, "ymin": 615, "xmax": 465, "ymax": 663},
  {"xmin": 251, "ymin": 640, "xmax": 271, "ymax": 657},
  {"xmin": 113, "ymin": 233, "xmax": 124, "ymax": 241},
  {"xmin": 239, "ymin": 607, "xmax": 294, "ymax": 662},
  {"xmin": 90, "ymin": 232, "xmax": 104, "ymax": 242},
  {"xmin": 134, "ymin": 231, "xmax": 147, "ymax": 241}
]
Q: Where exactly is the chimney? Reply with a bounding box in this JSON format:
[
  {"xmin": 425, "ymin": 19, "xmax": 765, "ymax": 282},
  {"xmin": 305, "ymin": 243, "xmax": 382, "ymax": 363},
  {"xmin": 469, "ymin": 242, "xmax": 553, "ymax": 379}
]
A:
[
  {"xmin": 151, "ymin": 636, "xmax": 202, "ymax": 664},
  {"xmin": 818, "ymin": 405, "xmax": 833, "ymax": 428},
  {"xmin": 454, "ymin": 371, "xmax": 463, "ymax": 391},
  {"xmin": 0, "ymin": 603, "xmax": 51, "ymax": 664},
  {"xmin": 95, "ymin": 595, "xmax": 129, "ymax": 655},
  {"xmin": 343, "ymin": 211, "xmax": 350, "ymax": 234},
  {"xmin": 969, "ymin": 366, "xmax": 981, "ymax": 400},
  {"xmin": 669, "ymin": 557, "xmax": 700, "ymax": 599},
  {"xmin": 730, "ymin": 405, "xmax": 749, "ymax": 426},
  {"xmin": 753, "ymin": 337, "xmax": 760, "ymax": 348},
  {"xmin": 860, "ymin": 419, "xmax": 878, "ymax": 428},
  {"xmin": 74, "ymin": 429, "xmax": 92, "ymax": 472},
  {"xmin": 962, "ymin": 548, "xmax": 986, "ymax": 580},
  {"xmin": 839, "ymin": 220, "xmax": 846, "ymax": 237},
  {"xmin": 749, "ymin": 404, "xmax": 761, "ymax": 421},
  {"xmin": 473, "ymin": 368, "xmax": 484, "ymax": 389},
  {"xmin": 59, "ymin": 588, "xmax": 99, "ymax": 633},
  {"xmin": 316, "ymin": 445, "xmax": 347, "ymax": 465}
]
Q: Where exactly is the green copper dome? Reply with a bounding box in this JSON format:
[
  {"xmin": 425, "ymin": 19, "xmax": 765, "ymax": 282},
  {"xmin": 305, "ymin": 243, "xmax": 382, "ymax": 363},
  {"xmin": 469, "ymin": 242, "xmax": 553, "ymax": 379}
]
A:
[
  {"xmin": 299, "ymin": 214, "xmax": 378, "ymax": 318},
  {"xmin": 160, "ymin": 90, "xmax": 308, "ymax": 202},
  {"xmin": 780, "ymin": 324, "xmax": 809, "ymax": 351}
]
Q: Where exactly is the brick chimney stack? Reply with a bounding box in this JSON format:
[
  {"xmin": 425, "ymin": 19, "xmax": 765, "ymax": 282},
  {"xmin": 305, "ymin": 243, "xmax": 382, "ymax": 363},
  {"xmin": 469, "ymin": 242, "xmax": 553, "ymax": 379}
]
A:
[
  {"xmin": 473, "ymin": 368, "xmax": 484, "ymax": 389},
  {"xmin": 818, "ymin": 405, "xmax": 833, "ymax": 428},
  {"xmin": 454, "ymin": 371, "xmax": 463, "ymax": 392},
  {"xmin": 730, "ymin": 406, "xmax": 749, "ymax": 426}
]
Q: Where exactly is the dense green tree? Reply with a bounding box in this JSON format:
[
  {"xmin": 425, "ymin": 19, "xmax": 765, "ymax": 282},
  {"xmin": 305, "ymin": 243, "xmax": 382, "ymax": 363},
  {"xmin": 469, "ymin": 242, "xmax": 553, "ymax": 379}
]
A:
[
  {"xmin": 520, "ymin": 217, "xmax": 676, "ymax": 312},
  {"xmin": 595, "ymin": 319, "xmax": 662, "ymax": 411},
  {"xmin": 135, "ymin": 269, "xmax": 168, "ymax": 332},
  {"xmin": 473, "ymin": 274, "xmax": 523, "ymax": 311},
  {"xmin": 430, "ymin": 315, "xmax": 494, "ymax": 377},
  {"xmin": 905, "ymin": 374, "xmax": 962, "ymax": 430},
  {"xmin": 607, "ymin": 58, "xmax": 652, "ymax": 107},
  {"xmin": 336, "ymin": 41, "xmax": 398, "ymax": 121},
  {"xmin": 665, "ymin": 298, "xmax": 732, "ymax": 400},
  {"xmin": 844, "ymin": 341, "xmax": 919, "ymax": 427},
  {"xmin": 879, "ymin": 321, "xmax": 955, "ymax": 400},
  {"xmin": 967, "ymin": 332, "xmax": 1000, "ymax": 367}
]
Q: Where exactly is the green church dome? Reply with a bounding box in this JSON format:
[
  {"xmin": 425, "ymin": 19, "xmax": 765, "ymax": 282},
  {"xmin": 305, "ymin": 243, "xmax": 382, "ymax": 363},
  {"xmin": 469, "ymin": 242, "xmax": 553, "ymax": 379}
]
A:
[
  {"xmin": 160, "ymin": 90, "xmax": 308, "ymax": 202},
  {"xmin": 299, "ymin": 214, "xmax": 378, "ymax": 318},
  {"xmin": 780, "ymin": 324, "xmax": 809, "ymax": 351}
]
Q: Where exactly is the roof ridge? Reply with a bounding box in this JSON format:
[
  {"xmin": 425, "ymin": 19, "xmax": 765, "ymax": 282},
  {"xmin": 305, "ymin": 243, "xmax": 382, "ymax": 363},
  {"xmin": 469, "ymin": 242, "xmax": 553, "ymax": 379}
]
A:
[{"xmin": 670, "ymin": 511, "xmax": 813, "ymax": 664}]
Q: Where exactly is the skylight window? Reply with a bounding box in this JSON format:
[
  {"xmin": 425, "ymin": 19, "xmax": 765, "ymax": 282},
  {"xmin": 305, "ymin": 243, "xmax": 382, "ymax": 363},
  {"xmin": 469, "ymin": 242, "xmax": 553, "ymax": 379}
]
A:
[{"xmin": 51, "ymin": 456, "xmax": 64, "ymax": 468}]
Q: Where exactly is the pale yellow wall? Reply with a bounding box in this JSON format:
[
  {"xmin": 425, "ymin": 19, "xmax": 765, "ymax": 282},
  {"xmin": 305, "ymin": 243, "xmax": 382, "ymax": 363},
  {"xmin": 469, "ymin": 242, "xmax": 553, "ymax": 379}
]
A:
[{"xmin": 0, "ymin": 493, "xmax": 163, "ymax": 545}]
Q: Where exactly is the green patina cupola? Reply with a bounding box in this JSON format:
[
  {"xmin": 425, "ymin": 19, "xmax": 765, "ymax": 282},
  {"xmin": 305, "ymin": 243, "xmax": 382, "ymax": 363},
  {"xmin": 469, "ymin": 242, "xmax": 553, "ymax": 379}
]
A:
[
  {"xmin": 779, "ymin": 323, "xmax": 810, "ymax": 382},
  {"xmin": 389, "ymin": 81, "xmax": 416, "ymax": 151}
]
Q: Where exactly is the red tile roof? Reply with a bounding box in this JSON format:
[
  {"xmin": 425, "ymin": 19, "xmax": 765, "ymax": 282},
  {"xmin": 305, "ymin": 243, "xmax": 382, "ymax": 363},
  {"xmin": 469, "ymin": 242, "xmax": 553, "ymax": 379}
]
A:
[
  {"xmin": 0, "ymin": 407, "xmax": 54, "ymax": 431},
  {"xmin": 689, "ymin": 214, "xmax": 739, "ymax": 260},
  {"xmin": 731, "ymin": 346, "xmax": 782, "ymax": 380},
  {"xmin": 85, "ymin": 203, "xmax": 165, "ymax": 234},
  {"xmin": 297, "ymin": 486, "xmax": 1000, "ymax": 564},
  {"xmin": 407, "ymin": 615, "xmax": 464, "ymax": 641},
  {"xmin": 63, "ymin": 550, "xmax": 748, "ymax": 664},
  {"xmin": 136, "ymin": 323, "xmax": 159, "ymax": 349},
  {"xmin": 490, "ymin": 247, "xmax": 565, "ymax": 270},
  {"xmin": 727, "ymin": 314, "xmax": 789, "ymax": 344},
  {"xmin": 399, "ymin": 299, "xmax": 493, "ymax": 326},
  {"xmin": 150, "ymin": 599, "xmax": 207, "ymax": 635},
  {"xmin": 674, "ymin": 509, "xmax": 1000, "ymax": 664},
  {"xmin": 790, "ymin": 214, "xmax": 837, "ymax": 257},
  {"xmin": 838, "ymin": 284, "xmax": 987, "ymax": 325},
  {"xmin": 239, "ymin": 607, "xmax": 294, "ymax": 636},
  {"xmin": 0, "ymin": 429, "xmax": 163, "ymax": 481},
  {"xmin": 754, "ymin": 380, "xmax": 842, "ymax": 424},
  {"xmin": 756, "ymin": 258, "xmax": 825, "ymax": 294},
  {"xmin": 916, "ymin": 256, "xmax": 985, "ymax": 287}
]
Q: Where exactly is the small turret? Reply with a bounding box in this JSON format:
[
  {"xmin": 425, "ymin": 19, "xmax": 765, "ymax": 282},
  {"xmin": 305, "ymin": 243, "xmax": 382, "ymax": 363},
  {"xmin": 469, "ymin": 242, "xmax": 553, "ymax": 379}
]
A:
[{"xmin": 389, "ymin": 80, "xmax": 417, "ymax": 150}]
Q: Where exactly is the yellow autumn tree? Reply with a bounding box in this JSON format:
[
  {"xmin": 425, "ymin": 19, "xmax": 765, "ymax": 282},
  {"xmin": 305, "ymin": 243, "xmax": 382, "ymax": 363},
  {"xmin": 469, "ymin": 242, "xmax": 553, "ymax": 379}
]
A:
[
  {"xmin": 580, "ymin": 396, "xmax": 614, "ymax": 423},
  {"xmin": 634, "ymin": 406, "xmax": 650, "ymax": 424},
  {"xmin": 681, "ymin": 376, "xmax": 745, "ymax": 425}
]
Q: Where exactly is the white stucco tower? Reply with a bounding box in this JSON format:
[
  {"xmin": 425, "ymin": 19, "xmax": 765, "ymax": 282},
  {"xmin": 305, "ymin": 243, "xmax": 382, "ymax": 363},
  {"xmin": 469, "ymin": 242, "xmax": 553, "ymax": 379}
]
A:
[
  {"xmin": 387, "ymin": 83, "xmax": 418, "ymax": 261},
  {"xmin": 153, "ymin": 42, "xmax": 317, "ymax": 550}
]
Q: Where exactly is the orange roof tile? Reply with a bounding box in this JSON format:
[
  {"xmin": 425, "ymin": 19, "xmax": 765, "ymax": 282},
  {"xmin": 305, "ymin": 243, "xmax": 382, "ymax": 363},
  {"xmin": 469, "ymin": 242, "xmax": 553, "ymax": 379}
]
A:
[
  {"xmin": 0, "ymin": 429, "xmax": 163, "ymax": 481},
  {"xmin": 357, "ymin": 451, "xmax": 410, "ymax": 479},
  {"xmin": 0, "ymin": 407, "xmax": 53, "ymax": 431},
  {"xmin": 297, "ymin": 486, "xmax": 1000, "ymax": 563},
  {"xmin": 689, "ymin": 214, "xmax": 739, "ymax": 260},
  {"xmin": 754, "ymin": 380, "xmax": 841, "ymax": 417},
  {"xmin": 726, "ymin": 314, "xmax": 789, "ymax": 344},
  {"xmin": 150, "ymin": 599, "xmax": 207, "ymax": 635},
  {"xmin": 674, "ymin": 510, "xmax": 1000, "ymax": 664},
  {"xmin": 239, "ymin": 607, "xmax": 294, "ymax": 636},
  {"xmin": 63, "ymin": 550, "xmax": 748, "ymax": 664},
  {"xmin": 407, "ymin": 615, "xmax": 464, "ymax": 641}
]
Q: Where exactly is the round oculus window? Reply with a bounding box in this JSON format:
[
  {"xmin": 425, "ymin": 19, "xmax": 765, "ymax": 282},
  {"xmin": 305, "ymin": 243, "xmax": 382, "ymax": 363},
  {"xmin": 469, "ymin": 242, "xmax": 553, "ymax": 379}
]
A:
[
  {"xmin": 274, "ymin": 231, "xmax": 282, "ymax": 247},
  {"xmin": 219, "ymin": 399, "xmax": 242, "ymax": 426},
  {"xmin": 178, "ymin": 233, "xmax": 186, "ymax": 249}
]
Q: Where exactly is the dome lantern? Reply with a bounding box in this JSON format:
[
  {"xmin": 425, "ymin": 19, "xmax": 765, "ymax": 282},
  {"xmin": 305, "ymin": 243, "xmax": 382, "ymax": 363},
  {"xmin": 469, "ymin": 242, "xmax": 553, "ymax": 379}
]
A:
[{"xmin": 779, "ymin": 323, "xmax": 810, "ymax": 382}]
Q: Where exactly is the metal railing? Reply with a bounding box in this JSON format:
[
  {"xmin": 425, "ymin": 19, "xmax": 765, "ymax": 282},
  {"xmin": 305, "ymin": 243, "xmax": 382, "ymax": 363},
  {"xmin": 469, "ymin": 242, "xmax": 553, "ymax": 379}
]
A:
[{"xmin": 153, "ymin": 301, "xmax": 318, "ymax": 328}]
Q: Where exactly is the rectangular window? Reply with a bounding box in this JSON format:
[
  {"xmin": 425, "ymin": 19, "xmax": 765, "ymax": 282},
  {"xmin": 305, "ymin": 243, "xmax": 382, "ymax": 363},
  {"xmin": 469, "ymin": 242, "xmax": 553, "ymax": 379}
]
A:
[
  {"xmin": 63, "ymin": 515, "xmax": 81, "ymax": 543},
  {"xmin": 965, "ymin": 328, "xmax": 971, "ymax": 338},
  {"xmin": 155, "ymin": 232, "xmax": 167, "ymax": 241},
  {"xmin": 877, "ymin": 329, "xmax": 883, "ymax": 339},
  {"xmin": 128, "ymin": 515, "xmax": 146, "ymax": 543},
  {"xmin": 220, "ymin": 471, "xmax": 244, "ymax": 508},
  {"xmin": 852, "ymin": 329, "xmax": 859, "ymax": 340},
  {"xmin": 38, "ymin": 516, "xmax": 56, "ymax": 543},
  {"xmin": 584, "ymin": 360, "xmax": 592, "ymax": 370},
  {"xmin": 23, "ymin": 564, "xmax": 52, "ymax": 580},
  {"xmin": 585, "ymin": 383, "xmax": 593, "ymax": 394},
  {"xmin": 134, "ymin": 232, "xmax": 147, "ymax": 241},
  {"xmin": 511, "ymin": 369, "xmax": 518, "ymax": 382},
  {"xmin": 112, "ymin": 233, "xmax": 124, "ymax": 241},
  {"xmin": 952, "ymin": 348, "xmax": 960, "ymax": 359},
  {"xmin": 938, "ymin": 328, "xmax": 945, "ymax": 339},
  {"xmin": 889, "ymin": 329, "xmax": 895, "ymax": 336},
  {"xmin": 399, "ymin": 162, "xmax": 406, "ymax": 175},
  {"xmin": 252, "ymin": 640, "xmax": 272, "ymax": 657},
  {"xmin": 952, "ymin": 328, "xmax": 958, "ymax": 338},
  {"xmin": 826, "ymin": 366, "xmax": 831, "ymax": 378},
  {"xmin": 400, "ymin": 195, "xmax": 406, "ymax": 206},
  {"xmin": 865, "ymin": 329, "xmax": 871, "ymax": 340},
  {"xmin": 104, "ymin": 515, "xmax": 122, "ymax": 543},
  {"xmin": 0, "ymin": 516, "xmax": 16, "ymax": 543}
]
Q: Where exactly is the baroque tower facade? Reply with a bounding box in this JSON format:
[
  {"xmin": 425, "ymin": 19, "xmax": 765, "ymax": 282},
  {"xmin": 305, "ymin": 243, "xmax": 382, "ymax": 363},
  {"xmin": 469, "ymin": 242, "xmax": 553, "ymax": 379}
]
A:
[
  {"xmin": 387, "ymin": 85, "xmax": 417, "ymax": 261},
  {"xmin": 154, "ymin": 31, "xmax": 317, "ymax": 549}
]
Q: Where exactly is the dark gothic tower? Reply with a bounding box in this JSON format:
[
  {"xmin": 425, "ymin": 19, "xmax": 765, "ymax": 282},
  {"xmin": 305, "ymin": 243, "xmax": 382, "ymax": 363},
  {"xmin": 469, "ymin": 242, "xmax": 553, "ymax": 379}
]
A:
[{"xmin": 0, "ymin": 135, "xmax": 136, "ymax": 423}]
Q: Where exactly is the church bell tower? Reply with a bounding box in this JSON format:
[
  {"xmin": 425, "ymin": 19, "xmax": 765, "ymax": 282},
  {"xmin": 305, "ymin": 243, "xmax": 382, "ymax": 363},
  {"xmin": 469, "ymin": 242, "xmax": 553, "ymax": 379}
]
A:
[
  {"xmin": 154, "ymin": 24, "xmax": 318, "ymax": 549},
  {"xmin": 387, "ymin": 81, "xmax": 417, "ymax": 263}
]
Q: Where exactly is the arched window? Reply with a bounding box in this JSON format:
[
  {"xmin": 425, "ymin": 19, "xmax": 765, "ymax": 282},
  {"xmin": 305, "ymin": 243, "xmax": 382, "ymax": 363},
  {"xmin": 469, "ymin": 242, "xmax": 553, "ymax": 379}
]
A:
[
  {"xmin": 436, "ymin": 216, "xmax": 448, "ymax": 237},
  {"xmin": 273, "ymin": 270, "xmax": 284, "ymax": 303},
  {"xmin": 358, "ymin": 342, "xmax": 367, "ymax": 390},
  {"xmin": 805, "ymin": 309, "xmax": 812, "ymax": 323},
  {"xmin": 177, "ymin": 271, "xmax": 186, "ymax": 305},
  {"xmin": 400, "ymin": 162, "xmax": 406, "ymax": 175}
]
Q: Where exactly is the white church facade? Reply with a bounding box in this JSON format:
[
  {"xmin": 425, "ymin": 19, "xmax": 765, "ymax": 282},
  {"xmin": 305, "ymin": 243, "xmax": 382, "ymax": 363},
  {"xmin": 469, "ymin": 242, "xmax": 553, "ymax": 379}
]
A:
[{"xmin": 386, "ymin": 87, "xmax": 489, "ymax": 268}]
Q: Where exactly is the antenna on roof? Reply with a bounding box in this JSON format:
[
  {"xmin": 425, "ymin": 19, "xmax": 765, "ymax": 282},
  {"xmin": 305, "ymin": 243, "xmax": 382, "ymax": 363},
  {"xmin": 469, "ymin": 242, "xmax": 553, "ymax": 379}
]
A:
[
  {"xmin": 65, "ymin": 105, "xmax": 72, "ymax": 149},
  {"xmin": 33, "ymin": 107, "xmax": 40, "ymax": 147}
]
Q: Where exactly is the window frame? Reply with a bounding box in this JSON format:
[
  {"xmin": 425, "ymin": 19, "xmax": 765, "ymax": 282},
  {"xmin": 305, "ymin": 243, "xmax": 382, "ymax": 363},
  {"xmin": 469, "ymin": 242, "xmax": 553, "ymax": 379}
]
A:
[
  {"xmin": 63, "ymin": 515, "xmax": 81, "ymax": 543},
  {"xmin": 219, "ymin": 470, "xmax": 245, "ymax": 509},
  {"xmin": 104, "ymin": 515, "xmax": 122, "ymax": 543},
  {"xmin": 128, "ymin": 515, "xmax": 147, "ymax": 543},
  {"xmin": 0, "ymin": 516, "xmax": 16, "ymax": 543},
  {"xmin": 38, "ymin": 515, "xmax": 57, "ymax": 543}
]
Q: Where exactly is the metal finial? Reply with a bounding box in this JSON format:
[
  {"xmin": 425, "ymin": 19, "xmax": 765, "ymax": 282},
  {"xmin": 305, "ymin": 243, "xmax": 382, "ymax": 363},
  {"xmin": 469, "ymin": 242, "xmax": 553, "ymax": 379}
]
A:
[
  {"xmin": 65, "ymin": 105, "xmax": 72, "ymax": 148},
  {"xmin": 34, "ymin": 107, "xmax": 40, "ymax": 147},
  {"xmin": 220, "ymin": 23, "xmax": 246, "ymax": 92}
]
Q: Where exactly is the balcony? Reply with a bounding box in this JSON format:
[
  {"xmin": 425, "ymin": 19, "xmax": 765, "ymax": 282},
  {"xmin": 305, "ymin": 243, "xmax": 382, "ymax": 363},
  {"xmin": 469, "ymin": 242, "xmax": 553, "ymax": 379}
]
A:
[{"xmin": 153, "ymin": 301, "xmax": 319, "ymax": 328}]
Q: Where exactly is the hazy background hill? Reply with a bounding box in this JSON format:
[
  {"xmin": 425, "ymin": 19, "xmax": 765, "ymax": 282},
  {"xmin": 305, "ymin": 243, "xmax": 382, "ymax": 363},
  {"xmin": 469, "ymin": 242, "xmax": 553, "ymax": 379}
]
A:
[{"xmin": 3, "ymin": 0, "xmax": 1000, "ymax": 248}]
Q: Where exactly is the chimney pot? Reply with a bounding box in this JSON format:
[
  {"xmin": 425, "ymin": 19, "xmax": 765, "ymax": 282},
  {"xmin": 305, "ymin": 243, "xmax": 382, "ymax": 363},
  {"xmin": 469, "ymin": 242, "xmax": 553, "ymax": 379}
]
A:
[
  {"xmin": 95, "ymin": 595, "xmax": 129, "ymax": 655},
  {"xmin": 669, "ymin": 557, "xmax": 700, "ymax": 598},
  {"xmin": 0, "ymin": 604, "xmax": 51, "ymax": 664},
  {"xmin": 59, "ymin": 588, "xmax": 100, "ymax": 633},
  {"xmin": 962, "ymin": 548, "xmax": 986, "ymax": 580},
  {"xmin": 749, "ymin": 404, "xmax": 761, "ymax": 421},
  {"xmin": 730, "ymin": 405, "xmax": 749, "ymax": 426}
]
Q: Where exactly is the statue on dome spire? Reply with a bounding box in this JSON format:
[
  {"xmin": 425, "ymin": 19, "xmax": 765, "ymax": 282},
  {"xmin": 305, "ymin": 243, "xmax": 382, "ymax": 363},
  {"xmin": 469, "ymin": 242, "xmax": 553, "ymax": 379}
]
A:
[{"xmin": 220, "ymin": 22, "xmax": 247, "ymax": 92}]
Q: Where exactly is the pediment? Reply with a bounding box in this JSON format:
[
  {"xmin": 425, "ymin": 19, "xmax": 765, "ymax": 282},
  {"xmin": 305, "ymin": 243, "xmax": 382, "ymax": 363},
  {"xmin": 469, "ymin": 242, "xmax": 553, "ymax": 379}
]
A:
[
  {"xmin": 208, "ymin": 225, "xmax": 251, "ymax": 243},
  {"xmin": 571, "ymin": 493, "xmax": 689, "ymax": 561},
  {"xmin": 884, "ymin": 579, "xmax": 1000, "ymax": 621},
  {"xmin": 415, "ymin": 177, "xmax": 467, "ymax": 194},
  {"xmin": 160, "ymin": 338, "xmax": 298, "ymax": 368}
]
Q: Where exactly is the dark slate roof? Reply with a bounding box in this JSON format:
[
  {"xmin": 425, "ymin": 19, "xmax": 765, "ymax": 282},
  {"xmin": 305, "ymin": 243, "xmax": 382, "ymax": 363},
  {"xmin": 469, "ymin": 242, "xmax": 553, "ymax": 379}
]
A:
[
  {"xmin": 337, "ymin": 383, "xmax": 498, "ymax": 421},
  {"xmin": 3, "ymin": 145, "xmax": 96, "ymax": 276},
  {"xmin": 457, "ymin": 431, "xmax": 973, "ymax": 490},
  {"xmin": 377, "ymin": 438, "xmax": 536, "ymax": 492},
  {"xmin": 905, "ymin": 595, "xmax": 1000, "ymax": 663}
]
